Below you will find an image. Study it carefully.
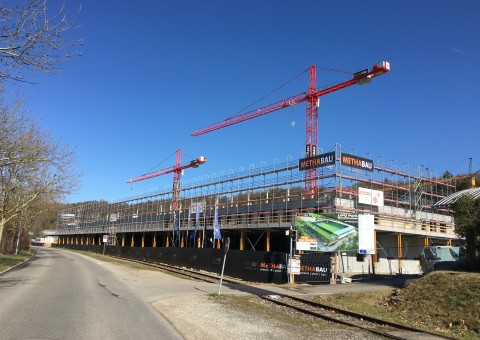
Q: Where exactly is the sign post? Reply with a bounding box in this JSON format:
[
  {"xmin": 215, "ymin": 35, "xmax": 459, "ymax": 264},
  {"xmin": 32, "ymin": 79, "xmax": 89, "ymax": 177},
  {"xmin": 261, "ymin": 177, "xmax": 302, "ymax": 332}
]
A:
[
  {"xmin": 102, "ymin": 235, "xmax": 108, "ymax": 255},
  {"xmin": 218, "ymin": 237, "xmax": 230, "ymax": 295},
  {"xmin": 288, "ymin": 255, "xmax": 301, "ymax": 284}
]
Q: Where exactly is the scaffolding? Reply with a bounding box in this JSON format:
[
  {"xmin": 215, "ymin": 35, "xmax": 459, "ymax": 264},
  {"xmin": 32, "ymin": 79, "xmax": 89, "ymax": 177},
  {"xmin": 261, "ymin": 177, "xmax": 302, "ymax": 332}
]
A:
[{"xmin": 57, "ymin": 145, "xmax": 456, "ymax": 239}]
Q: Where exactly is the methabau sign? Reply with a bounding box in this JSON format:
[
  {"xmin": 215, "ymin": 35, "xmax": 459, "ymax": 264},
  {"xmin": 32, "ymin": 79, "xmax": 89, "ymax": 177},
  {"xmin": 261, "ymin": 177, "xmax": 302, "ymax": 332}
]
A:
[
  {"xmin": 340, "ymin": 153, "xmax": 374, "ymax": 172},
  {"xmin": 298, "ymin": 151, "xmax": 335, "ymax": 171}
]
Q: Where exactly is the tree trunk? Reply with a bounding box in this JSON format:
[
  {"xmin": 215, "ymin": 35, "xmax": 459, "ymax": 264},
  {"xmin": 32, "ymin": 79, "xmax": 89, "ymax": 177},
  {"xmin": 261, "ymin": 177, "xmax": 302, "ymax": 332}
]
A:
[{"xmin": 0, "ymin": 218, "xmax": 5, "ymax": 252}]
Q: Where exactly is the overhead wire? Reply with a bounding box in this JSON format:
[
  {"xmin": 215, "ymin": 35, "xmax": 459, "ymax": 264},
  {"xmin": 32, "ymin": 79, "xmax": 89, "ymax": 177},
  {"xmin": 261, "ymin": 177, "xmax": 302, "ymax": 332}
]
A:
[
  {"xmin": 142, "ymin": 150, "xmax": 178, "ymax": 175},
  {"xmin": 234, "ymin": 67, "xmax": 310, "ymax": 116}
]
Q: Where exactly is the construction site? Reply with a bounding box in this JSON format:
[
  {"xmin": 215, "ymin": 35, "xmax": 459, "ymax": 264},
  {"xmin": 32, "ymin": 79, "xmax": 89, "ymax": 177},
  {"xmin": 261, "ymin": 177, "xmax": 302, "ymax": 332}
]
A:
[{"xmin": 54, "ymin": 61, "xmax": 466, "ymax": 283}]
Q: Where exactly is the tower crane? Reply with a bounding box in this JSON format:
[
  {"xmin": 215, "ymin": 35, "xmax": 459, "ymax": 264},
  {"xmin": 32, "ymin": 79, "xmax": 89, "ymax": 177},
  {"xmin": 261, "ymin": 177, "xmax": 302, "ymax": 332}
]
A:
[
  {"xmin": 128, "ymin": 149, "xmax": 206, "ymax": 245},
  {"xmin": 192, "ymin": 61, "xmax": 390, "ymax": 193}
]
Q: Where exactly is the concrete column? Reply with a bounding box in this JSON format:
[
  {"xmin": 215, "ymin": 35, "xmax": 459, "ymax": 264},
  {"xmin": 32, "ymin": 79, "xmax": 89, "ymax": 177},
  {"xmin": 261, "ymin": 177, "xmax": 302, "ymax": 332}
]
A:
[
  {"xmin": 266, "ymin": 230, "xmax": 270, "ymax": 252},
  {"xmin": 122, "ymin": 234, "xmax": 125, "ymax": 247},
  {"xmin": 131, "ymin": 234, "xmax": 135, "ymax": 247},
  {"xmin": 181, "ymin": 232, "xmax": 184, "ymax": 248},
  {"xmin": 240, "ymin": 231, "xmax": 245, "ymax": 251},
  {"xmin": 142, "ymin": 233, "xmax": 145, "ymax": 248},
  {"xmin": 197, "ymin": 233, "xmax": 201, "ymax": 248},
  {"xmin": 153, "ymin": 232, "xmax": 157, "ymax": 247},
  {"xmin": 166, "ymin": 233, "xmax": 169, "ymax": 248}
]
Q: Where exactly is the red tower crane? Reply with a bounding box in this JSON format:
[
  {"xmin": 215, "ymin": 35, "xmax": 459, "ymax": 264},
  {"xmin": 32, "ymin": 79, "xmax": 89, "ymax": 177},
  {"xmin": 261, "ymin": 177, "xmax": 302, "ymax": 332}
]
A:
[
  {"xmin": 192, "ymin": 61, "xmax": 390, "ymax": 193},
  {"xmin": 128, "ymin": 148, "xmax": 207, "ymax": 213}
]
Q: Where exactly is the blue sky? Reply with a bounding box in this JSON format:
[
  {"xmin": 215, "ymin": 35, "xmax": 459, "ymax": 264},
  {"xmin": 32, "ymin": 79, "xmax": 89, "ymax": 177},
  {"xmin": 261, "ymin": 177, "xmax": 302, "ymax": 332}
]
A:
[{"xmin": 18, "ymin": 0, "xmax": 480, "ymax": 203}]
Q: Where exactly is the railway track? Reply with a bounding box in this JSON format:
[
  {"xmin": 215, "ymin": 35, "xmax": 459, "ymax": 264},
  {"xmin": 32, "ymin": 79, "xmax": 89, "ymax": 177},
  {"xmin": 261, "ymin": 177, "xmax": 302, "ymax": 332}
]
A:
[
  {"xmin": 260, "ymin": 295, "xmax": 448, "ymax": 339},
  {"xmin": 113, "ymin": 255, "xmax": 450, "ymax": 340}
]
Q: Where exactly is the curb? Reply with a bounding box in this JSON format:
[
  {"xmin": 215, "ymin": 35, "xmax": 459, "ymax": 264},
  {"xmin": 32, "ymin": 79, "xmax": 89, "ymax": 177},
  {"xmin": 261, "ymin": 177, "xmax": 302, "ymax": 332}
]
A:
[{"xmin": 0, "ymin": 251, "xmax": 36, "ymax": 276}]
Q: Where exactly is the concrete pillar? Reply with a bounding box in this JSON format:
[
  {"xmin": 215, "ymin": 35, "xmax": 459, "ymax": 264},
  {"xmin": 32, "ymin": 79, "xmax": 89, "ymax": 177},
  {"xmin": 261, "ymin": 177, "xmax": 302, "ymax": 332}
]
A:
[
  {"xmin": 153, "ymin": 232, "xmax": 157, "ymax": 247},
  {"xmin": 131, "ymin": 234, "xmax": 135, "ymax": 247},
  {"xmin": 166, "ymin": 233, "xmax": 169, "ymax": 248},
  {"xmin": 142, "ymin": 233, "xmax": 145, "ymax": 248},
  {"xmin": 181, "ymin": 232, "xmax": 184, "ymax": 248},
  {"xmin": 240, "ymin": 231, "xmax": 245, "ymax": 251},
  {"xmin": 122, "ymin": 234, "xmax": 125, "ymax": 247},
  {"xmin": 266, "ymin": 230, "xmax": 270, "ymax": 252}
]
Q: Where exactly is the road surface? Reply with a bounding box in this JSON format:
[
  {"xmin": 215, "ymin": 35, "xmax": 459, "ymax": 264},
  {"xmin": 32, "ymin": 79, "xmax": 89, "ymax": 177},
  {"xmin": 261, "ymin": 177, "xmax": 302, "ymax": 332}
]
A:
[{"xmin": 0, "ymin": 247, "xmax": 193, "ymax": 340}]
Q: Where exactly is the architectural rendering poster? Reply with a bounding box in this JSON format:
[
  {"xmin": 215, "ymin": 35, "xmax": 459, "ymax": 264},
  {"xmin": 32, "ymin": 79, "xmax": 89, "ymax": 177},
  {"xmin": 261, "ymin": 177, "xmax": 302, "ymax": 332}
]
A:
[{"xmin": 295, "ymin": 213, "xmax": 358, "ymax": 252}]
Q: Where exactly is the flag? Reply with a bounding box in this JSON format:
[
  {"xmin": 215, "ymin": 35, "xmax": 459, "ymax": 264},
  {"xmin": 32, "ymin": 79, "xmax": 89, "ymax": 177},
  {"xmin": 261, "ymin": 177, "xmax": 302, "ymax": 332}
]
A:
[{"xmin": 213, "ymin": 203, "xmax": 221, "ymax": 240}]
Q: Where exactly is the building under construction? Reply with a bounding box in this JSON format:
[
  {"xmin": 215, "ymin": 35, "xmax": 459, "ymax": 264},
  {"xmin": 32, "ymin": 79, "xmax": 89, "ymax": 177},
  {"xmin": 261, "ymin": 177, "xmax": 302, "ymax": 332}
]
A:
[
  {"xmin": 56, "ymin": 144, "xmax": 458, "ymax": 278},
  {"xmin": 54, "ymin": 61, "xmax": 464, "ymax": 281}
]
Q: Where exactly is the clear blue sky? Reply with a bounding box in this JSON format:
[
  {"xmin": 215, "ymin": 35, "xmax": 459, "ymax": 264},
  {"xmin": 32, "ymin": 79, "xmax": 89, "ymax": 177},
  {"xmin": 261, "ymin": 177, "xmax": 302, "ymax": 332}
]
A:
[{"xmin": 21, "ymin": 0, "xmax": 480, "ymax": 203}]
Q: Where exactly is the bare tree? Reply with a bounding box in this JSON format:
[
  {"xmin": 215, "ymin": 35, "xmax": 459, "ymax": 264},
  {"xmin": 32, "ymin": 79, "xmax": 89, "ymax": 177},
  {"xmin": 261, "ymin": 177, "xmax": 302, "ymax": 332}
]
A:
[
  {"xmin": 0, "ymin": 0, "xmax": 81, "ymax": 82},
  {"xmin": 0, "ymin": 94, "xmax": 80, "ymax": 251}
]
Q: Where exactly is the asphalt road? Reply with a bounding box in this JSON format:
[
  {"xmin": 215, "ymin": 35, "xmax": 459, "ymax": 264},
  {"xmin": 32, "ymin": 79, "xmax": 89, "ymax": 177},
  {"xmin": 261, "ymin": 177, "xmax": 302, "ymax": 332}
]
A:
[{"xmin": 0, "ymin": 247, "xmax": 186, "ymax": 340}]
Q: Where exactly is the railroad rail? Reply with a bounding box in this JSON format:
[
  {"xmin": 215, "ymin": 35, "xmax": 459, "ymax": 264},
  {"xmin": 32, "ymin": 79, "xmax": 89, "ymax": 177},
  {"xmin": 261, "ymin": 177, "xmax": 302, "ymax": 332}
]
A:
[{"xmin": 109, "ymin": 254, "xmax": 450, "ymax": 339}]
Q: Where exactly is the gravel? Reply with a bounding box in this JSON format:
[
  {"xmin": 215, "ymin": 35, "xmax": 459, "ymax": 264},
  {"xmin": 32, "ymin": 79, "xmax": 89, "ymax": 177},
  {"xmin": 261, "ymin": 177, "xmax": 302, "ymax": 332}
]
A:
[{"xmin": 153, "ymin": 294, "xmax": 384, "ymax": 339}]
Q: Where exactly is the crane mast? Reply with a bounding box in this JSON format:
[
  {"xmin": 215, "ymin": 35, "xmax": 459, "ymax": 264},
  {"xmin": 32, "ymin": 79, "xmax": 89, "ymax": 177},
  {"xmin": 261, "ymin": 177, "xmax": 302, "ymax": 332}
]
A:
[
  {"xmin": 192, "ymin": 61, "xmax": 390, "ymax": 193},
  {"xmin": 306, "ymin": 65, "xmax": 318, "ymax": 193}
]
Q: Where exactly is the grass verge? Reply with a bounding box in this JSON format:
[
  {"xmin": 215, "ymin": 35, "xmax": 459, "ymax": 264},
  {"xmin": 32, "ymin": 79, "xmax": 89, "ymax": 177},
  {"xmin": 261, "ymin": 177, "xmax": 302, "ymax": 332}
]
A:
[
  {"xmin": 313, "ymin": 271, "xmax": 480, "ymax": 339},
  {"xmin": 0, "ymin": 251, "xmax": 33, "ymax": 273}
]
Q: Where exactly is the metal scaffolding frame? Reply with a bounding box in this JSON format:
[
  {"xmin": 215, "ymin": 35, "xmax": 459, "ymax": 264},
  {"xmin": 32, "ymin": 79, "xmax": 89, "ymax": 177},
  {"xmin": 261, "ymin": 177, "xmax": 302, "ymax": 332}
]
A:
[{"xmin": 57, "ymin": 146, "xmax": 457, "ymax": 239}]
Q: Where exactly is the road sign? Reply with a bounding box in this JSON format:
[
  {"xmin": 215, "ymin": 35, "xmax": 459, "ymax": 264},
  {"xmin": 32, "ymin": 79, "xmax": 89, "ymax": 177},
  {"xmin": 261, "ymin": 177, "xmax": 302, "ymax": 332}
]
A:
[
  {"xmin": 288, "ymin": 256, "xmax": 301, "ymax": 275},
  {"xmin": 103, "ymin": 235, "xmax": 108, "ymax": 243}
]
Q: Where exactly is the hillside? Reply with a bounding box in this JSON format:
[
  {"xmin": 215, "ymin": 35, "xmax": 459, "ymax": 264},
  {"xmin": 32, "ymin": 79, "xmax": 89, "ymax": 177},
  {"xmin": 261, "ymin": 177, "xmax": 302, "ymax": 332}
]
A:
[{"xmin": 317, "ymin": 271, "xmax": 480, "ymax": 339}]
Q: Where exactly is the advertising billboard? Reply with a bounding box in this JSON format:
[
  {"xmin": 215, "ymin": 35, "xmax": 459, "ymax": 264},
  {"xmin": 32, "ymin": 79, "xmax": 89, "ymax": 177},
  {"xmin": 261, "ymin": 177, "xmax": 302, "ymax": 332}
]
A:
[
  {"xmin": 358, "ymin": 187, "xmax": 384, "ymax": 207},
  {"xmin": 295, "ymin": 213, "xmax": 358, "ymax": 252},
  {"xmin": 298, "ymin": 151, "xmax": 335, "ymax": 171},
  {"xmin": 340, "ymin": 153, "xmax": 374, "ymax": 172},
  {"xmin": 358, "ymin": 214, "xmax": 375, "ymax": 255}
]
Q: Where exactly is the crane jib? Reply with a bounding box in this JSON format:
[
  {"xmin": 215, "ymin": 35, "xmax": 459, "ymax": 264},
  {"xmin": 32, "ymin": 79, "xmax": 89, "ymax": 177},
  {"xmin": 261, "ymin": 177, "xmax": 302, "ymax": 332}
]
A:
[{"xmin": 192, "ymin": 61, "xmax": 390, "ymax": 137}]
